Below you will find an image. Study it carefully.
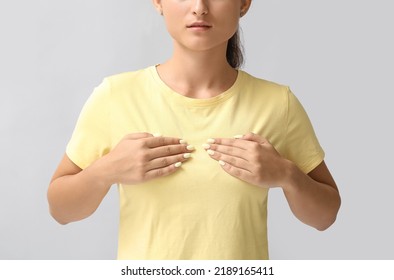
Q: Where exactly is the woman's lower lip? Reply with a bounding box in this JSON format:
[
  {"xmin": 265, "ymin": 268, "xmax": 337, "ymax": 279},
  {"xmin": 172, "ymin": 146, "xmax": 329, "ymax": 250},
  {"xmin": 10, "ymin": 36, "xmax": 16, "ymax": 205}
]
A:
[{"xmin": 188, "ymin": 26, "xmax": 211, "ymax": 31}]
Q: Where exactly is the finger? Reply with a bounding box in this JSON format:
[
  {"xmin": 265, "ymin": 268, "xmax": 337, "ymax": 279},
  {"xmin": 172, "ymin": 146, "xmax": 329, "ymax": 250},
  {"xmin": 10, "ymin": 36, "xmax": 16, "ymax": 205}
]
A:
[
  {"xmin": 149, "ymin": 144, "xmax": 193, "ymax": 159},
  {"xmin": 203, "ymin": 143, "xmax": 248, "ymax": 160},
  {"xmin": 218, "ymin": 160, "xmax": 254, "ymax": 183},
  {"xmin": 206, "ymin": 137, "xmax": 249, "ymax": 150},
  {"xmin": 241, "ymin": 132, "xmax": 270, "ymax": 145},
  {"xmin": 146, "ymin": 136, "xmax": 188, "ymax": 148},
  {"xmin": 144, "ymin": 160, "xmax": 184, "ymax": 180},
  {"xmin": 207, "ymin": 149, "xmax": 251, "ymax": 171},
  {"xmin": 146, "ymin": 153, "xmax": 192, "ymax": 171}
]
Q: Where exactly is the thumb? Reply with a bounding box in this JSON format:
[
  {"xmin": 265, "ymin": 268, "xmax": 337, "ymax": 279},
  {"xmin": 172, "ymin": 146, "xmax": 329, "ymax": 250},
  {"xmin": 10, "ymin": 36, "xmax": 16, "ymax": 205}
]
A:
[
  {"xmin": 239, "ymin": 132, "xmax": 269, "ymax": 145},
  {"xmin": 123, "ymin": 132, "xmax": 156, "ymax": 140}
]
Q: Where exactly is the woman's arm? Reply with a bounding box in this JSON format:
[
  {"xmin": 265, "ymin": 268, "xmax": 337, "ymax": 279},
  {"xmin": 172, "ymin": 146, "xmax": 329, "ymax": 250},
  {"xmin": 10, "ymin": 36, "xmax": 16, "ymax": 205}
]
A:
[
  {"xmin": 47, "ymin": 154, "xmax": 112, "ymax": 225},
  {"xmin": 282, "ymin": 160, "xmax": 340, "ymax": 231},
  {"xmin": 203, "ymin": 132, "xmax": 341, "ymax": 231},
  {"xmin": 47, "ymin": 133, "xmax": 193, "ymax": 225}
]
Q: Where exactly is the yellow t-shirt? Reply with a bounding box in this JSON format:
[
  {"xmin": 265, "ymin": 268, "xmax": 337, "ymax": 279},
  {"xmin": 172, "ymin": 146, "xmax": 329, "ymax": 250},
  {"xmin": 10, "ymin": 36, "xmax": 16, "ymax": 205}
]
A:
[{"xmin": 66, "ymin": 66, "xmax": 324, "ymax": 259}]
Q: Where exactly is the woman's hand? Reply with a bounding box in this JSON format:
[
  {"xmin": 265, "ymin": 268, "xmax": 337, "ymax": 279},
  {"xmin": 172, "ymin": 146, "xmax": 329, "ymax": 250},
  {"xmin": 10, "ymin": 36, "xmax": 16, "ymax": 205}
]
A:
[
  {"xmin": 204, "ymin": 132, "xmax": 340, "ymax": 230},
  {"xmin": 96, "ymin": 132, "xmax": 194, "ymax": 186},
  {"xmin": 203, "ymin": 132, "xmax": 290, "ymax": 188}
]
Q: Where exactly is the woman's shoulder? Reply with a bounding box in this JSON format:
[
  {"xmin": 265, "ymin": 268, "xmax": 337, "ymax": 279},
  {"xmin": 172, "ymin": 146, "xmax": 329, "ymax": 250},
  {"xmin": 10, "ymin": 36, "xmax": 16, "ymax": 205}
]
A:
[
  {"xmin": 240, "ymin": 70, "xmax": 290, "ymax": 96},
  {"xmin": 104, "ymin": 65, "xmax": 154, "ymax": 86}
]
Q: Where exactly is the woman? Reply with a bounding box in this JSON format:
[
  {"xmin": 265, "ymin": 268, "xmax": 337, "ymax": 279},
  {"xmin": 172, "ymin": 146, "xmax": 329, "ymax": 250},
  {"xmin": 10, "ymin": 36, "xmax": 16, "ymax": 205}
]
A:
[{"xmin": 48, "ymin": 0, "xmax": 341, "ymax": 259}]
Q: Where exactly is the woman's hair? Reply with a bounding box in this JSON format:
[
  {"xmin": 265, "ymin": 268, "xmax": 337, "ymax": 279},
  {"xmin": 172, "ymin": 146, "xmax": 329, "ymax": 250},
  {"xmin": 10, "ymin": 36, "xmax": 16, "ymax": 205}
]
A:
[{"xmin": 226, "ymin": 30, "xmax": 244, "ymax": 69}]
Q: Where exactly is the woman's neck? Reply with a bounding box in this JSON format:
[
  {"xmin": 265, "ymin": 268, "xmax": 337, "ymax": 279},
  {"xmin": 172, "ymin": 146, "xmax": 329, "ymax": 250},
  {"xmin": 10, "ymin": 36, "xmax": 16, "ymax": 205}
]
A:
[{"xmin": 156, "ymin": 43, "xmax": 238, "ymax": 99}]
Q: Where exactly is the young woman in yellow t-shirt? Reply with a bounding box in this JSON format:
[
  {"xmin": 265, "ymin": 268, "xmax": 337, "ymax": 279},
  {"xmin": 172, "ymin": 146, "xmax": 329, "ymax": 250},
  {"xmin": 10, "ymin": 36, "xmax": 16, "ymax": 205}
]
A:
[{"xmin": 47, "ymin": 0, "xmax": 341, "ymax": 259}]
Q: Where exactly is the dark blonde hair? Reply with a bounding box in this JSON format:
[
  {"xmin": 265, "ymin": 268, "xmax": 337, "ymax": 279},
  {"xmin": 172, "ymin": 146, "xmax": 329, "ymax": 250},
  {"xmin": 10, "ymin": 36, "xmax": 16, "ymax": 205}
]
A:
[{"xmin": 226, "ymin": 30, "xmax": 244, "ymax": 69}]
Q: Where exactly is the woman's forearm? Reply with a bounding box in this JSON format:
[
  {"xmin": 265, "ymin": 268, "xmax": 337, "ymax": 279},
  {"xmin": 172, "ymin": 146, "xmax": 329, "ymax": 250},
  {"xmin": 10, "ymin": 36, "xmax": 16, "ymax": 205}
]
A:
[
  {"xmin": 282, "ymin": 162, "xmax": 341, "ymax": 231},
  {"xmin": 47, "ymin": 160, "xmax": 113, "ymax": 225}
]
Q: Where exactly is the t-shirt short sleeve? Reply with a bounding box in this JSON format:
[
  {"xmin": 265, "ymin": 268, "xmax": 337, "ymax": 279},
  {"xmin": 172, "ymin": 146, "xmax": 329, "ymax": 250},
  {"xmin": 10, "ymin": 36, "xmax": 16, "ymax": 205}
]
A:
[
  {"xmin": 284, "ymin": 88, "xmax": 325, "ymax": 174},
  {"xmin": 66, "ymin": 78, "xmax": 112, "ymax": 169}
]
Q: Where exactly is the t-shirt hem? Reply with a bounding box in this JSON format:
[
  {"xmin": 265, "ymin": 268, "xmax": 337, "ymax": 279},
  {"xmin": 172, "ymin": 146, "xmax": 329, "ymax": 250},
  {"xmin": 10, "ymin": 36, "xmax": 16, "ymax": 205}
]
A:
[
  {"xmin": 299, "ymin": 150, "xmax": 325, "ymax": 174},
  {"xmin": 66, "ymin": 145, "xmax": 89, "ymax": 170}
]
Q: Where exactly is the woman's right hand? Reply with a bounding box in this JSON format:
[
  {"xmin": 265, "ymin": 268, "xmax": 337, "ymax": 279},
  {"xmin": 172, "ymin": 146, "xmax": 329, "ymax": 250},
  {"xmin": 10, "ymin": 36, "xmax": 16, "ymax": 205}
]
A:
[
  {"xmin": 95, "ymin": 132, "xmax": 194, "ymax": 186},
  {"xmin": 48, "ymin": 132, "xmax": 193, "ymax": 224}
]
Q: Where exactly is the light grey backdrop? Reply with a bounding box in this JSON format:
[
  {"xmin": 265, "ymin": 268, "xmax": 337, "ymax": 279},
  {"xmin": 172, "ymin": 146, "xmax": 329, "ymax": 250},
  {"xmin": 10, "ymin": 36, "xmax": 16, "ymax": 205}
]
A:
[{"xmin": 1, "ymin": 0, "xmax": 393, "ymax": 259}]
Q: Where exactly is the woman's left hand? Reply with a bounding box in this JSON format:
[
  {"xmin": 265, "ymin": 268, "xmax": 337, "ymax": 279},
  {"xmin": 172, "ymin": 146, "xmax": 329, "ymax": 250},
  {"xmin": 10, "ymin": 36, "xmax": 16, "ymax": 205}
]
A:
[{"xmin": 204, "ymin": 132, "xmax": 291, "ymax": 188}]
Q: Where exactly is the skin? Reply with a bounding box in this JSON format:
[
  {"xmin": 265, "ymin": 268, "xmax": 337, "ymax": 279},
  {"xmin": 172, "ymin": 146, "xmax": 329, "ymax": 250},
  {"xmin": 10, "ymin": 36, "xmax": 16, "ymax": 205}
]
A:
[{"xmin": 48, "ymin": 0, "xmax": 341, "ymax": 231}]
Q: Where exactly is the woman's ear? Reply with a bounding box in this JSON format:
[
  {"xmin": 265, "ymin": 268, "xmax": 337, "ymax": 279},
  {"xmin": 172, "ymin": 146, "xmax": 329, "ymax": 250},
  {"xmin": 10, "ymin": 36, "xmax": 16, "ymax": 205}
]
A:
[
  {"xmin": 240, "ymin": 0, "xmax": 252, "ymax": 17},
  {"xmin": 152, "ymin": 0, "xmax": 163, "ymax": 15}
]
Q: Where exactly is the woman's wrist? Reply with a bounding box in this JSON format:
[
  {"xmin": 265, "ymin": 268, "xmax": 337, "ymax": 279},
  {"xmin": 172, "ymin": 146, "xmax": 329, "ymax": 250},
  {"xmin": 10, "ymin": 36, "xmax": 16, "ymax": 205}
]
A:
[
  {"xmin": 280, "ymin": 160, "xmax": 304, "ymax": 194},
  {"xmin": 83, "ymin": 155, "xmax": 116, "ymax": 190}
]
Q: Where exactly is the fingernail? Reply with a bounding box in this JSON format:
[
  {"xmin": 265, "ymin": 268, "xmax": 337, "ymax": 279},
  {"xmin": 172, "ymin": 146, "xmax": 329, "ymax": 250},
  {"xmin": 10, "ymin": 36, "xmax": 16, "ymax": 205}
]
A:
[
  {"xmin": 207, "ymin": 138, "xmax": 215, "ymax": 144},
  {"xmin": 219, "ymin": 160, "xmax": 226, "ymax": 166},
  {"xmin": 174, "ymin": 162, "xmax": 182, "ymax": 168},
  {"xmin": 234, "ymin": 134, "xmax": 243, "ymax": 139},
  {"xmin": 183, "ymin": 153, "xmax": 192, "ymax": 159},
  {"xmin": 202, "ymin": 143, "xmax": 210, "ymax": 149},
  {"xmin": 153, "ymin": 133, "xmax": 162, "ymax": 137},
  {"xmin": 186, "ymin": 145, "xmax": 195, "ymax": 151},
  {"xmin": 207, "ymin": 150, "xmax": 215, "ymax": 156},
  {"xmin": 179, "ymin": 139, "xmax": 187, "ymax": 144}
]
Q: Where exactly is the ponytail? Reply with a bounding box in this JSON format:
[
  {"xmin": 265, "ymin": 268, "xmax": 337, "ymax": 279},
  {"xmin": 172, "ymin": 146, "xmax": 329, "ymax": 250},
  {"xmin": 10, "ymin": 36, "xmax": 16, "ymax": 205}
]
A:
[{"xmin": 226, "ymin": 29, "xmax": 244, "ymax": 69}]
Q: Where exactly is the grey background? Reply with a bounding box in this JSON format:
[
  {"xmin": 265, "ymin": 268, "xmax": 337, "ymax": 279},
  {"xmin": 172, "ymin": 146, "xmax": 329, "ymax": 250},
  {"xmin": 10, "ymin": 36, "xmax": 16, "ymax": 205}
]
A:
[{"xmin": 1, "ymin": 0, "xmax": 393, "ymax": 259}]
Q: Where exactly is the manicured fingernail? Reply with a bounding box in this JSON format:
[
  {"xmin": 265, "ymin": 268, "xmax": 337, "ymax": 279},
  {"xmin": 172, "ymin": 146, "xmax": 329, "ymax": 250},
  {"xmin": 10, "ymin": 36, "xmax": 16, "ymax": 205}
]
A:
[
  {"xmin": 219, "ymin": 160, "xmax": 226, "ymax": 166},
  {"xmin": 207, "ymin": 150, "xmax": 215, "ymax": 156},
  {"xmin": 174, "ymin": 162, "xmax": 182, "ymax": 168},
  {"xmin": 207, "ymin": 138, "xmax": 215, "ymax": 144},
  {"xmin": 179, "ymin": 139, "xmax": 187, "ymax": 144},
  {"xmin": 186, "ymin": 145, "xmax": 195, "ymax": 151},
  {"xmin": 183, "ymin": 153, "xmax": 191, "ymax": 159},
  {"xmin": 234, "ymin": 134, "xmax": 243, "ymax": 139},
  {"xmin": 153, "ymin": 133, "xmax": 162, "ymax": 137},
  {"xmin": 202, "ymin": 143, "xmax": 210, "ymax": 149}
]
